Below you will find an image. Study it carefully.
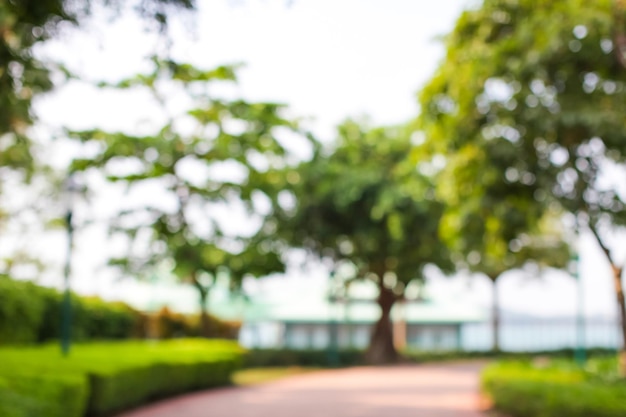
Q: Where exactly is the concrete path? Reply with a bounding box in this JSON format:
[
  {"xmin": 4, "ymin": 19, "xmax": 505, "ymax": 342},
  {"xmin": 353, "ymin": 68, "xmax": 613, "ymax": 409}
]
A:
[{"xmin": 116, "ymin": 362, "xmax": 488, "ymax": 417}]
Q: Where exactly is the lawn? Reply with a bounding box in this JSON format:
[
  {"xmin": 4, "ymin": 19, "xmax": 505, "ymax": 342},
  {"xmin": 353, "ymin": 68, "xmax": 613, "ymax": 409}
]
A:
[{"xmin": 233, "ymin": 366, "xmax": 321, "ymax": 386}]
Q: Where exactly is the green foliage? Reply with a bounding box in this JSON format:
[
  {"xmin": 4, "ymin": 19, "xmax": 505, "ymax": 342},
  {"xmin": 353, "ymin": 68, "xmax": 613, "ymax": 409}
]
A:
[
  {"xmin": 243, "ymin": 348, "xmax": 364, "ymax": 368},
  {"xmin": 0, "ymin": 373, "xmax": 88, "ymax": 417},
  {"xmin": 418, "ymin": 0, "xmax": 626, "ymax": 268},
  {"xmin": 242, "ymin": 347, "xmax": 619, "ymax": 369},
  {"xmin": 482, "ymin": 358, "xmax": 626, "ymax": 417},
  {"xmin": 0, "ymin": 277, "xmax": 45, "ymax": 344},
  {"xmin": 279, "ymin": 120, "xmax": 453, "ymax": 290},
  {"xmin": 276, "ymin": 120, "xmax": 453, "ymax": 361},
  {"xmin": 0, "ymin": 276, "xmax": 240, "ymax": 344},
  {"xmin": 0, "ymin": 0, "xmax": 197, "ymax": 179},
  {"xmin": 148, "ymin": 306, "xmax": 240, "ymax": 339},
  {"xmin": 404, "ymin": 347, "xmax": 617, "ymax": 363},
  {"xmin": 69, "ymin": 60, "xmax": 307, "ymax": 321},
  {"xmin": 0, "ymin": 339, "xmax": 242, "ymax": 417},
  {"xmin": 0, "ymin": 276, "xmax": 140, "ymax": 344}
]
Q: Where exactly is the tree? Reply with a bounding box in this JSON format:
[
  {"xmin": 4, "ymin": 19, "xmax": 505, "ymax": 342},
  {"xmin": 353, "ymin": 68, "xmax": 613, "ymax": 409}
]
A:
[
  {"xmin": 0, "ymin": 0, "xmax": 196, "ymax": 278},
  {"xmin": 0, "ymin": 0, "xmax": 195, "ymax": 170},
  {"xmin": 70, "ymin": 58, "xmax": 303, "ymax": 336},
  {"xmin": 418, "ymin": 0, "xmax": 626, "ymax": 366},
  {"xmin": 277, "ymin": 120, "xmax": 453, "ymax": 363}
]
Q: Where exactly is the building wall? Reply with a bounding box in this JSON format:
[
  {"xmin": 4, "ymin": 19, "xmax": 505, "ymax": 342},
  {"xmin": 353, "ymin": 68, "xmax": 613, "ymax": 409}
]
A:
[
  {"xmin": 279, "ymin": 322, "xmax": 460, "ymax": 350},
  {"xmin": 406, "ymin": 324, "xmax": 460, "ymax": 350}
]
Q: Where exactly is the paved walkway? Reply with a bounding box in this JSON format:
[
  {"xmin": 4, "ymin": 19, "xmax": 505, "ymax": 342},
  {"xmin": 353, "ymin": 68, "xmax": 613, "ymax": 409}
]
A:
[{"xmin": 116, "ymin": 362, "xmax": 488, "ymax": 417}]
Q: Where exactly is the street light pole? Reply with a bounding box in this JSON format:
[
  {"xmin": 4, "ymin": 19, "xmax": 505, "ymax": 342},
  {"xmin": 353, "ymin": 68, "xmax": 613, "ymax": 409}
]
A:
[
  {"xmin": 61, "ymin": 175, "xmax": 78, "ymax": 356},
  {"xmin": 570, "ymin": 252, "xmax": 586, "ymax": 366},
  {"xmin": 327, "ymin": 269, "xmax": 339, "ymax": 367}
]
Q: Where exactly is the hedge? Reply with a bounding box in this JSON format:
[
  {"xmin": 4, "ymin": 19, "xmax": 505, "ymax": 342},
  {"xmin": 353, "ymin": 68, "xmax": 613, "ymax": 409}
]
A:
[
  {"xmin": 243, "ymin": 347, "xmax": 618, "ymax": 369},
  {"xmin": 0, "ymin": 339, "xmax": 243, "ymax": 417},
  {"xmin": 243, "ymin": 348, "xmax": 364, "ymax": 368},
  {"xmin": 0, "ymin": 277, "xmax": 46, "ymax": 344},
  {"xmin": 0, "ymin": 373, "xmax": 88, "ymax": 417},
  {"xmin": 0, "ymin": 276, "xmax": 240, "ymax": 344},
  {"xmin": 481, "ymin": 359, "xmax": 626, "ymax": 417}
]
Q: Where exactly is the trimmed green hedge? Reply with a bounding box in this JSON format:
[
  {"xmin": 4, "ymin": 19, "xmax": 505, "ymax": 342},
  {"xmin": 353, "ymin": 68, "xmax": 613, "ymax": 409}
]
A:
[
  {"xmin": 0, "ymin": 339, "xmax": 243, "ymax": 417},
  {"xmin": 243, "ymin": 347, "xmax": 618, "ymax": 369},
  {"xmin": 403, "ymin": 347, "xmax": 618, "ymax": 363},
  {"xmin": 482, "ymin": 359, "xmax": 626, "ymax": 417},
  {"xmin": 0, "ymin": 373, "xmax": 88, "ymax": 417},
  {"xmin": 0, "ymin": 277, "xmax": 138, "ymax": 344},
  {"xmin": 0, "ymin": 276, "xmax": 240, "ymax": 344},
  {"xmin": 243, "ymin": 348, "xmax": 364, "ymax": 368},
  {"xmin": 0, "ymin": 277, "xmax": 47, "ymax": 344}
]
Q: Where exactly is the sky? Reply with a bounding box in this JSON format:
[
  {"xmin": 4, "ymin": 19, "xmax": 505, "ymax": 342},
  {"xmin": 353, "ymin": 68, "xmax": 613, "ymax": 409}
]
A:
[{"xmin": 20, "ymin": 0, "xmax": 625, "ymax": 321}]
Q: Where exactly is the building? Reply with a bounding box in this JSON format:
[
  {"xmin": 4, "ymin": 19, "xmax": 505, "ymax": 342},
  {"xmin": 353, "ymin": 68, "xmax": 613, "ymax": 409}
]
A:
[{"xmin": 238, "ymin": 280, "xmax": 486, "ymax": 351}]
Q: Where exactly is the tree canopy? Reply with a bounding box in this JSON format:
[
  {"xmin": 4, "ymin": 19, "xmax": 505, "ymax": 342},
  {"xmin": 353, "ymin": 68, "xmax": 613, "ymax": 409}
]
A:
[
  {"xmin": 69, "ymin": 58, "xmax": 306, "ymax": 335},
  {"xmin": 419, "ymin": 0, "xmax": 626, "ymax": 362},
  {"xmin": 0, "ymin": 0, "xmax": 195, "ymax": 174},
  {"xmin": 277, "ymin": 120, "xmax": 453, "ymax": 363}
]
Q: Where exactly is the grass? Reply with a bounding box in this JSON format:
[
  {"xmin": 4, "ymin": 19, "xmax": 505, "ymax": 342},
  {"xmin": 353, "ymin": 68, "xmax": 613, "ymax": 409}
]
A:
[{"xmin": 233, "ymin": 367, "xmax": 321, "ymax": 386}]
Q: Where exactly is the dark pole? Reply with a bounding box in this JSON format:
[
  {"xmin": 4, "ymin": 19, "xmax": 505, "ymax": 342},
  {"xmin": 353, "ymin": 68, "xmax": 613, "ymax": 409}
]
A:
[
  {"xmin": 571, "ymin": 253, "xmax": 586, "ymax": 366},
  {"xmin": 61, "ymin": 189, "xmax": 75, "ymax": 356},
  {"xmin": 328, "ymin": 270, "xmax": 339, "ymax": 367},
  {"xmin": 61, "ymin": 209, "xmax": 73, "ymax": 356}
]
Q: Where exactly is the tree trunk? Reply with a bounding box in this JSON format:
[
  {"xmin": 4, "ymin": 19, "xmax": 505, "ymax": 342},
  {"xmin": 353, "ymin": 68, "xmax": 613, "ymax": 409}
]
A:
[
  {"xmin": 490, "ymin": 274, "xmax": 500, "ymax": 352},
  {"xmin": 365, "ymin": 284, "xmax": 398, "ymax": 364},
  {"xmin": 589, "ymin": 224, "xmax": 626, "ymax": 375},
  {"xmin": 610, "ymin": 264, "xmax": 626, "ymax": 376}
]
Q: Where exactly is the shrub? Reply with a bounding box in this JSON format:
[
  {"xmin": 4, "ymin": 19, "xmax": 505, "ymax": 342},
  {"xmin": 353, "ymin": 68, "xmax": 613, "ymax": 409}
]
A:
[
  {"xmin": 482, "ymin": 360, "xmax": 626, "ymax": 417},
  {"xmin": 0, "ymin": 277, "xmax": 240, "ymax": 344},
  {"xmin": 0, "ymin": 277, "xmax": 45, "ymax": 344},
  {"xmin": 243, "ymin": 348, "xmax": 364, "ymax": 368},
  {"xmin": 0, "ymin": 339, "xmax": 243, "ymax": 417},
  {"xmin": 142, "ymin": 307, "xmax": 241, "ymax": 340},
  {"xmin": 0, "ymin": 373, "xmax": 88, "ymax": 417}
]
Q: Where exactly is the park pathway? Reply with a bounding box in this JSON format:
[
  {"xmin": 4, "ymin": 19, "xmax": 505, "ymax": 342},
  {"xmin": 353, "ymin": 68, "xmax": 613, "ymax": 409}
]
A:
[{"xmin": 116, "ymin": 362, "xmax": 488, "ymax": 417}]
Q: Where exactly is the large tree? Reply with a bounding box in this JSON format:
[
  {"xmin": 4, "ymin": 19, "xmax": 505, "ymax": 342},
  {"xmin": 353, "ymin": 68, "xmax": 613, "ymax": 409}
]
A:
[
  {"xmin": 419, "ymin": 0, "xmax": 626, "ymax": 367},
  {"xmin": 70, "ymin": 59, "xmax": 303, "ymax": 335},
  {"xmin": 277, "ymin": 120, "xmax": 453, "ymax": 363}
]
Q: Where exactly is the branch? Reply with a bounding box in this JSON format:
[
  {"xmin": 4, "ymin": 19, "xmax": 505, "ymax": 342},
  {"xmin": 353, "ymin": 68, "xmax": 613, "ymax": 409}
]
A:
[
  {"xmin": 614, "ymin": 0, "xmax": 626, "ymax": 69},
  {"xmin": 588, "ymin": 222, "xmax": 616, "ymax": 266}
]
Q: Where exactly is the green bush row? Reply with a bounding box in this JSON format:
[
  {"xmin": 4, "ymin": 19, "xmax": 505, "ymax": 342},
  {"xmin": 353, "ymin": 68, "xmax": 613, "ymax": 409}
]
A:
[
  {"xmin": 403, "ymin": 347, "xmax": 618, "ymax": 363},
  {"xmin": 481, "ymin": 359, "xmax": 626, "ymax": 417},
  {"xmin": 0, "ymin": 276, "xmax": 137, "ymax": 344},
  {"xmin": 243, "ymin": 348, "xmax": 364, "ymax": 368},
  {"xmin": 0, "ymin": 373, "xmax": 88, "ymax": 417},
  {"xmin": 0, "ymin": 276, "xmax": 240, "ymax": 345},
  {"xmin": 243, "ymin": 347, "xmax": 618, "ymax": 369},
  {"xmin": 0, "ymin": 339, "xmax": 243, "ymax": 417}
]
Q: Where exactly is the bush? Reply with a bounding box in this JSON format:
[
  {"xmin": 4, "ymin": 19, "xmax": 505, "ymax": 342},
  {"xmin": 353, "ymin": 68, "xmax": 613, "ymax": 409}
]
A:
[
  {"xmin": 0, "ymin": 277, "xmax": 45, "ymax": 344},
  {"xmin": 0, "ymin": 277, "xmax": 140, "ymax": 345},
  {"xmin": 143, "ymin": 307, "xmax": 241, "ymax": 340},
  {"xmin": 0, "ymin": 373, "xmax": 88, "ymax": 417},
  {"xmin": 243, "ymin": 348, "xmax": 364, "ymax": 368},
  {"xmin": 482, "ymin": 359, "xmax": 626, "ymax": 417},
  {"xmin": 0, "ymin": 339, "xmax": 243, "ymax": 417},
  {"xmin": 0, "ymin": 277, "xmax": 240, "ymax": 344},
  {"xmin": 403, "ymin": 348, "xmax": 618, "ymax": 364}
]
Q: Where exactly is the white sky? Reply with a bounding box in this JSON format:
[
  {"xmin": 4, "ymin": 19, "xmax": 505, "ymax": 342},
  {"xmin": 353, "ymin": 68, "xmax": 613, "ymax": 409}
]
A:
[{"xmin": 21, "ymin": 0, "xmax": 624, "ymax": 320}]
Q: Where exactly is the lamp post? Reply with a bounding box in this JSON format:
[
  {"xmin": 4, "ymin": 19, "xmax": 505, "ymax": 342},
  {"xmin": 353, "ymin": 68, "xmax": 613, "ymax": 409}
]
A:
[
  {"xmin": 61, "ymin": 175, "xmax": 79, "ymax": 356},
  {"xmin": 327, "ymin": 269, "xmax": 339, "ymax": 367},
  {"xmin": 569, "ymin": 252, "xmax": 586, "ymax": 366}
]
